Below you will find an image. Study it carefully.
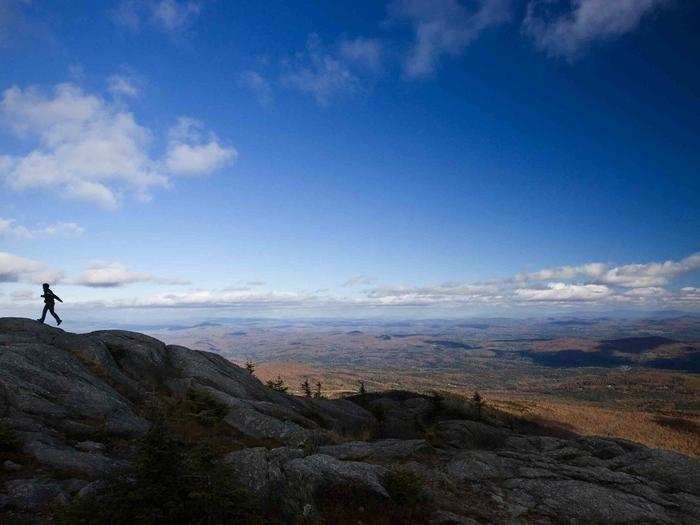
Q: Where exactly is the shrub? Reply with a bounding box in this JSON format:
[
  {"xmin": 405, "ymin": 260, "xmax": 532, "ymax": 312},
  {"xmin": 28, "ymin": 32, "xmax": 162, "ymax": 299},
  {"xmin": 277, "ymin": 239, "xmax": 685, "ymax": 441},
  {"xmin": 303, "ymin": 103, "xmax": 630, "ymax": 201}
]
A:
[
  {"xmin": 57, "ymin": 423, "xmax": 263, "ymax": 525},
  {"xmin": 369, "ymin": 403, "xmax": 386, "ymax": 423},
  {"xmin": 244, "ymin": 360, "xmax": 255, "ymax": 375},
  {"xmin": 0, "ymin": 420, "xmax": 20, "ymax": 452},
  {"xmin": 384, "ymin": 468, "xmax": 425, "ymax": 507},
  {"xmin": 182, "ymin": 389, "xmax": 229, "ymax": 426}
]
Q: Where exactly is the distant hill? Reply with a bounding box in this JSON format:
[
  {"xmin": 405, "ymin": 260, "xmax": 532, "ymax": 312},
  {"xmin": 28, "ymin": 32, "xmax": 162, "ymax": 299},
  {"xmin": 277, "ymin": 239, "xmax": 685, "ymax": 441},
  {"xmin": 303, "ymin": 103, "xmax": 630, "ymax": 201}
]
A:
[{"xmin": 599, "ymin": 336, "xmax": 677, "ymax": 353}]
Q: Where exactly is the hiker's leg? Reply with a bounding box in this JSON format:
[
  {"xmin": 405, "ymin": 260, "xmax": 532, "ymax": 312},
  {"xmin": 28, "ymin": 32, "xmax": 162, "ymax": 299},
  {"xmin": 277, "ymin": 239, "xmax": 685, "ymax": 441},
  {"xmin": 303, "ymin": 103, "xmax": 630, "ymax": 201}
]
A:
[
  {"xmin": 49, "ymin": 306, "xmax": 61, "ymax": 324},
  {"xmin": 37, "ymin": 305, "xmax": 49, "ymax": 322}
]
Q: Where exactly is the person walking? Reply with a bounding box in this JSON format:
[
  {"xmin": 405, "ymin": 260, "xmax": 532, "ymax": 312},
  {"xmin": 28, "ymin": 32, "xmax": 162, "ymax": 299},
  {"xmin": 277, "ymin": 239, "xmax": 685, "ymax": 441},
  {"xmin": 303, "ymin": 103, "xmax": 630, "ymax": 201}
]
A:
[{"xmin": 37, "ymin": 283, "xmax": 62, "ymax": 325}]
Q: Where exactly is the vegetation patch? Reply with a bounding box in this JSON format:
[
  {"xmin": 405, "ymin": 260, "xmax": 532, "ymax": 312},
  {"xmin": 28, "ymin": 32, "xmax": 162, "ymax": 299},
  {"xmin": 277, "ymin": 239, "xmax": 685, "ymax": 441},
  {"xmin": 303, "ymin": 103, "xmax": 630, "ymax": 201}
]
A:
[
  {"xmin": 181, "ymin": 388, "xmax": 229, "ymax": 426},
  {"xmin": 57, "ymin": 423, "xmax": 264, "ymax": 525},
  {"xmin": 384, "ymin": 468, "xmax": 426, "ymax": 507},
  {"xmin": 0, "ymin": 420, "xmax": 20, "ymax": 452}
]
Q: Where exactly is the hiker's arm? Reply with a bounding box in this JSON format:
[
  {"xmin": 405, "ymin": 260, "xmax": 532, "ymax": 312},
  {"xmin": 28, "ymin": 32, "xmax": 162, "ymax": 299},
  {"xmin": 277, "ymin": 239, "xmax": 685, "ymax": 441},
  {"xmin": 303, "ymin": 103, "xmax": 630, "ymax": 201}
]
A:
[{"xmin": 53, "ymin": 293, "xmax": 63, "ymax": 303}]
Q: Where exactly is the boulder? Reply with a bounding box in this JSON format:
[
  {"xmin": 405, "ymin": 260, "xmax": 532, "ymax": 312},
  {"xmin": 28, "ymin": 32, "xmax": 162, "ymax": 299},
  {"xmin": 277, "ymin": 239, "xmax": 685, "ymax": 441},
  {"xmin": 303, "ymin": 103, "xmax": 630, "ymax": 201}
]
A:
[
  {"xmin": 282, "ymin": 453, "xmax": 389, "ymax": 515},
  {"xmin": 223, "ymin": 446, "xmax": 304, "ymax": 507},
  {"xmin": 435, "ymin": 420, "xmax": 508, "ymax": 450}
]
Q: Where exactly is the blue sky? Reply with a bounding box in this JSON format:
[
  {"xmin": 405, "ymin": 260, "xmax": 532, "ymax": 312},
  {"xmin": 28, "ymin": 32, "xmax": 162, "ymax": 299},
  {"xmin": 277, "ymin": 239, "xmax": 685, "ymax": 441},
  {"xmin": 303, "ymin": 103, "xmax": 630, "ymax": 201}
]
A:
[{"xmin": 1, "ymin": 0, "xmax": 699, "ymax": 323}]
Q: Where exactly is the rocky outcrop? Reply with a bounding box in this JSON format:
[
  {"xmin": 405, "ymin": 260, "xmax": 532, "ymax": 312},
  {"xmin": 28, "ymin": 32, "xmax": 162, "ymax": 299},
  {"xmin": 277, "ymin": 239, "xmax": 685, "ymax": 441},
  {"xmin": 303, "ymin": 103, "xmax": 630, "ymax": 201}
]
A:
[
  {"xmin": 1, "ymin": 318, "xmax": 699, "ymax": 524},
  {"xmin": 317, "ymin": 438, "xmax": 432, "ymax": 460}
]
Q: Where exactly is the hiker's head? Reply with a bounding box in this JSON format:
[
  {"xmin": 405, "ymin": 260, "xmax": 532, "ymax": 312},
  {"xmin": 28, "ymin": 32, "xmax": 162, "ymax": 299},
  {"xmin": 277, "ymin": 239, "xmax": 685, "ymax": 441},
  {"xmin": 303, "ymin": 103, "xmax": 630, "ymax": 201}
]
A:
[{"xmin": 42, "ymin": 283, "xmax": 50, "ymax": 290}]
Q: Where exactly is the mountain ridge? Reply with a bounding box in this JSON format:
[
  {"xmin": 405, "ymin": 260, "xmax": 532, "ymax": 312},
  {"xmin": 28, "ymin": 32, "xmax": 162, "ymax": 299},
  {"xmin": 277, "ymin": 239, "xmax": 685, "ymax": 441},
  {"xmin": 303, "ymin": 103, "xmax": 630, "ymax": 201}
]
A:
[{"xmin": 1, "ymin": 317, "xmax": 698, "ymax": 523}]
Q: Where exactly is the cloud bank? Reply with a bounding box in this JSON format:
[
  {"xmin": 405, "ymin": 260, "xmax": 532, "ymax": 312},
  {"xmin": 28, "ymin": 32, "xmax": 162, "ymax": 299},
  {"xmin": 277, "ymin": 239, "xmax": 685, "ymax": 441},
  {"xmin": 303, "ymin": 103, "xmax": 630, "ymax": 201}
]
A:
[
  {"xmin": 4, "ymin": 252, "xmax": 697, "ymax": 313},
  {"xmin": 0, "ymin": 217, "xmax": 84, "ymax": 239},
  {"xmin": 71, "ymin": 262, "xmax": 190, "ymax": 288}
]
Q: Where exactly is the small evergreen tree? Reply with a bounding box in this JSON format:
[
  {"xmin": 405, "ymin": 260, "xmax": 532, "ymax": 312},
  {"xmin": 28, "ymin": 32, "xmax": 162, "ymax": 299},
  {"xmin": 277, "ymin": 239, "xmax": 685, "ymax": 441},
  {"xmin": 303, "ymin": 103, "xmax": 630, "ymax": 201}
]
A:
[
  {"xmin": 472, "ymin": 391, "xmax": 484, "ymax": 420},
  {"xmin": 301, "ymin": 378, "xmax": 312, "ymax": 397},
  {"xmin": 57, "ymin": 423, "xmax": 263, "ymax": 524},
  {"xmin": 266, "ymin": 376, "xmax": 288, "ymax": 393},
  {"xmin": 244, "ymin": 360, "xmax": 255, "ymax": 375},
  {"xmin": 358, "ymin": 381, "xmax": 367, "ymax": 396},
  {"xmin": 313, "ymin": 381, "xmax": 324, "ymax": 399}
]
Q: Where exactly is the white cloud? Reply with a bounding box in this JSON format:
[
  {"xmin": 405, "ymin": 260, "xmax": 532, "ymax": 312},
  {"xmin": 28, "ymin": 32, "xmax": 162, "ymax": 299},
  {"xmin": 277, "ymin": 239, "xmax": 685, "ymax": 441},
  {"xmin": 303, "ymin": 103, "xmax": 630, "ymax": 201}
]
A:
[
  {"xmin": 389, "ymin": 0, "xmax": 512, "ymax": 78},
  {"xmin": 515, "ymin": 282, "xmax": 612, "ymax": 302},
  {"xmin": 40, "ymin": 221, "xmax": 85, "ymax": 238},
  {"xmin": 111, "ymin": 1, "xmax": 142, "ymax": 31},
  {"xmin": 520, "ymin": 253, "xmax": 700, "ymax": 288},
  {"xmin": 240, "ymin": 70, "xmax": 274, "ymax": 107},
  {"xmin": 339, "ymin": 37, "xmax": 384, "ymax": 72},
  {"xmin": 599, "ymin": 254, "xmax": 700, "ymax": 288},
  {"xmin": 342, "ymin": 275, "xmax": 376, "ymax": 287},
  {"xmin": 0, "ymin": 82, "xmax": 234, "ymax": 208},
  {"xmin": 523, "ymin": 0, "xmax": 669, "ymax": 59},
  {"xmin": 0, "ymin": 83, "xmax": 164, "ymax": 209},
  {"xmin": 151, "ymin": 0, "xmax": 200, "ymax": 32},
  {"xmin": 282, "ymin": 34, "xmax": 362, "ymax": 106},
  {"xmin": 72, "ymin": 262, "xmax": 189, "ymax": 288},
  {"xmin": 107, "ymin": 74, "xmax": 139, "ymax": 98},
  {"xmin": 93, "ymin": 289, "xmax": 315, "ymax": 309},
  {"xmin": 111, "ymin": 0, "xmax": 201, "ymax": 33},
  {"xmin": 0, "ymin": 251, "xmax": 64, "ymax": 284},
  {"xmin": 10, "ymin": 289, "xmax": 35, "ymax": 301},
  {"xmin": 165, "ymin": 117, "xmax": 236, "ymax": 175},
  {"xmin": 0, "ymin": 217, "xmax": 84, "ymax": 239}
]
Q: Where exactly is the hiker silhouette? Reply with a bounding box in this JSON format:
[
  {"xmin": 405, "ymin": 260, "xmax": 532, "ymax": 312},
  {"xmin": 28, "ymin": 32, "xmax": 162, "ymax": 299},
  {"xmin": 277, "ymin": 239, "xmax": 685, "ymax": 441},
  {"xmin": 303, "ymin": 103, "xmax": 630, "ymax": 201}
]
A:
[{"xmin": 37, "ymin": 283, "xmax": 62, "ymax": 325}]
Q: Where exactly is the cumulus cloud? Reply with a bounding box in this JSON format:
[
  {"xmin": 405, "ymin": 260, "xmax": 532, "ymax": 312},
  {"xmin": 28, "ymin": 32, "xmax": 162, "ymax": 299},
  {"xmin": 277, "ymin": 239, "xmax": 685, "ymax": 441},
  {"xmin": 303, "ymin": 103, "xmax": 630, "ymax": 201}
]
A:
[
  {"xmin": 282, "ymin": 34, "xmax": 362, "ymax": 106},
  {"xmin": 0, "ymin": 83, "xmax": 164, "ymax": 209},
  {"xmin": 515, "ymin": 282, "xmax": 611, "ymax": 302},
  {"xmin": 151, "ymin": 0, "xmax": 200, "ymax": 32},
  {"xmin": 165, "ymin": 117, "xmax": 236, "ymax": 175},
  {"xmin": 10, "ymin": 289, "xmax": 35, "ymax": 301},
  {"xmin": 0, "ymin": 82, "xmax": 234, "ymax": 208},
  {"xmin": 0, "ymin": 217, "xmax": 84, "ymax": 239},
  {"xmin": 339, "ymin": 37, "xmax": 384, "ymax": 72},
  {"xmin": 389, "ymin": 0, "xmax": 512, "ymax": 78},
  {"xmin": 240, "ymin": 70, "xmax": 274, "ymax": 107},
  {"xmin": 90, "ymin": 289, "xmax": 315, "ymax": 309},
  {"xmin": 347, "ymin": 253, "xmax": 700, "ymax": 310},
  {"xmin": 107, "ymin": 74, "xmax": 139, "ymax": 98},
  {"xmin": 519, "ymin": 253, "xmax": 700, "ymax": 289},
  {"xmin": 523, "ymin": 0, "xmax": 669, "ymax": 59},
  {"xmin": 0, "ymin": 251, "xmax": 64, "ymax": 284},
  {"xmin": 111, "ymin": 0, "xmax": 201, "ymax": 33},
  {"xmin": 72, "ymin": 262, "xmax": 189, "ymax": 288},
  {"xmin": 342, "ymin": 275, "xmax": 376, "ymax": 287}
]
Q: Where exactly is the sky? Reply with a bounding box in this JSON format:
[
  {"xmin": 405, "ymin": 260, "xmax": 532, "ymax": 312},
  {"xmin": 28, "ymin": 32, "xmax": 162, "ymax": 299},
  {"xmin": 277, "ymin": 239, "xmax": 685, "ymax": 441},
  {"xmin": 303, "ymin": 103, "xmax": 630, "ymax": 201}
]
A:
[{"xmin": 1, "ymin": 0, "xmax": 699, "ymax": 324}]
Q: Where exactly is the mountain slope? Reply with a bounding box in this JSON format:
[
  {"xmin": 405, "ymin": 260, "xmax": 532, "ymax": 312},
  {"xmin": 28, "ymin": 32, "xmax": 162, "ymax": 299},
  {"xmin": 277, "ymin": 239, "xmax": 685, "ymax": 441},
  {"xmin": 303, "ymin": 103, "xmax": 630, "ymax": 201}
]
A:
[{"xmin": 1, "ymin": 318, "xmax": 698, "ymax": 524}]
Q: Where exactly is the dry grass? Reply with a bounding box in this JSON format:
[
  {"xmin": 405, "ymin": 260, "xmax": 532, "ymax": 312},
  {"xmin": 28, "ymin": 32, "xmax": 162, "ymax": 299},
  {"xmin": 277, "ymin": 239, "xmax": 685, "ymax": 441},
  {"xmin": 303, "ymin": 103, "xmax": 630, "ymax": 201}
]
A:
[{"xmin": 489, "ymin": 393, "xmax": 700, "ymax": 456}]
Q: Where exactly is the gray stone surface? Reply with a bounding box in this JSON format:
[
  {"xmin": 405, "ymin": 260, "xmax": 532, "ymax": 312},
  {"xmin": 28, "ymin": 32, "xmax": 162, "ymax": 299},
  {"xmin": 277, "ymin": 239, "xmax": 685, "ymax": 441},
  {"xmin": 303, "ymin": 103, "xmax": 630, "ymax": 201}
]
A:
[
  {"xmin": 318, "ymin": 438, "xmax": 432, "ymax": 460},
  {"xmin": 75, "ymin": 440, "xmax": 106, "ymax": 452},
  {"xmin": 436, "ymin": 419, "xmax": 508, "ymax": 450},
  {"xmin": 283, "ymin": 453, "xmax": 390, "ymax": 514},
  {"xmin": 3, "ymin": 460, "xmax": 21, "ymax": 471},
  {"xmin": 4, "ymin": 478, "xmax": 68, "ymax": 510}
]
